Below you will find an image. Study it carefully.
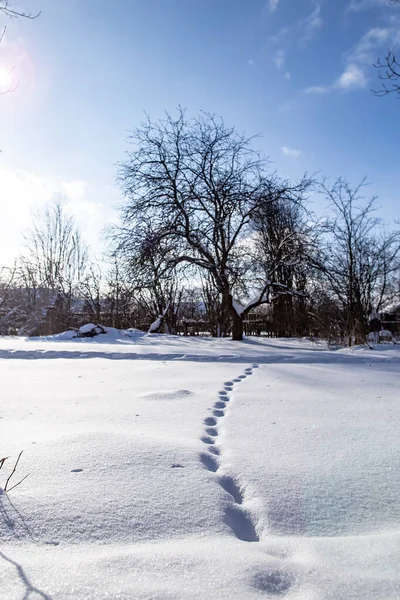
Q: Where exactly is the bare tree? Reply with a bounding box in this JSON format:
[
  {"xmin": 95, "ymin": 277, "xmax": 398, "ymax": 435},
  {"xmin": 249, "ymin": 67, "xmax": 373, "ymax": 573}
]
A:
[
  {"xmin": 0, "ymin": 265, "xmax": 17, "ymax": 310},
  {"xmin": 102, "ymin": 256, "xmax": 136, "ymax": 329},
  {"xmin": 0, "ymin": 264, "xmax": 23, "ymax": 333},
  {"xmin": 314, "ymin": 178, "xmax": 400, "ymax": 345},
  {"xmin": 20, "ymin": 196, "xmax": 88, "ymax": 333},
  {"xmin": 199, "ymin": 272, "xmax": 228, "ymax": 336},
  {"xmin": 111, "ymin": 218, "xmax": 186, "ymax": 333},
  {"xmin": 116, "ymin": 108, "xmax": 310, "ymax": 340},
  {"xmin": 373, "ymin": 0, "xmax": 400, "ymax": 97},
  {"xmin": 79, "ymin": 262, "xmax": 104, "ymax": 325},
  {"xmin": 250, "ymin": 194, "xmax": 315, "ymax": 337}
]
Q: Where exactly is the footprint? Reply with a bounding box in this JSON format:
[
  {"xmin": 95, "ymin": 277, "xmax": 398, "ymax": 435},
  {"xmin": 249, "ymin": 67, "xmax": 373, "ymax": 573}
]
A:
[
  {"xmin": 224, "ymin": 505, "xmax": 259, "ymax": 542},
  {"xmin": 252, "ymin": 364, "xmax": 260, "ymax": 369},
  {"xmin": 214, "ymin": 401, "xmax": 226, "ymax": 409},
  {"xmin": 71, "ymin": 469, "xmax": 83, "ymax": 473},
  {"xmin": 199, "ymin": 376, "xmax": 260, "ymax": 545},
  {"xmin": 208, "ymin": 446, "xmax": 220, "ymax": 456},
  {"xmin": 205, "ymin": 427, "xmax": 218, "ymax": 437},
  {"xmin": 200, "ymin": 452, "xmax": 219, "ymax": 472},
  {"xmin": 250, "ymin": 569, "xmax": 294, "ymax": 595},
  {"xmin": 201, "ymin": 435, "xmax": 215, "ymax": 445},
  {"xmin": 213, "ymin": 409, "xmax": 224, "ymax": 418},
  {"xmin": 245, "ymin": 368, "xmax": 252, "ymax": 374},
  {"xmin": 218, "ymin": 475, "xmax": 243, "ymax": 504}
]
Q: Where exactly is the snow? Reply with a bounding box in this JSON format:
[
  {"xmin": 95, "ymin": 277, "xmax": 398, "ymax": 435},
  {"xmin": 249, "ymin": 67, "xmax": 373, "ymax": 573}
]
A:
[
  {"xmin": 148, "ymin": 316, "xmax": 162, "ymax": 333},
  {"xmin": 78, "ymin": 323, "xmax": 107, "ymax": 336},
  {"xmin": 1, "ymin": 332, "xmax": 400, "ymax": 599},
  {"xmin": 79, "ymin": 323, "xmax": 98, "ymax": 333},
  {"xmin": 381, "ymin": 301, "xmax": 400, "ymax": 313},
  {"xmin": 232, "ymin": 298, "xmax": 246, "ymax": 316},
  {"xmin": 148, "ymin": 305, "xmax": 169, "ymax": 333},
  {"xmin": 379, "ymin": 329, "xmax": 393, "ymax": 340},
  {"xmin": 233, "ymin": 282, "xmax": 295, "ymax": 317},
  {"xmin": 232, "ymin": 291, "xmax": 269, "ymax": 316}
]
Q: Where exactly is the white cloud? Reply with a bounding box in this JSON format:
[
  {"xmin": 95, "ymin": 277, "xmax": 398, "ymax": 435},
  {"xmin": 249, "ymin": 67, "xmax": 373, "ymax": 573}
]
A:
[
  {"xmin": 306, "ymin": 65, "xmax": 366, "ymax": 93},
  {"xmin": 273, "ymin": 49, "xmax": 285, "ymax": 69},
  {"xmin": 305, "ymin": 24, "xmax": 396, "ymax": 94},
  {"xmin": 281, "ymin": 146, "xmax": 302, "ymax": 157},
  {"xmin": 300, "ymin": 3, "xmax": 323, "ymax": 45},
  {"xmin": 0, "ymin": 169, "xmax": 111, "ymax": 265},
  {"xmin": 284, "ymin": 71, "xmax": 291, "ymax": 79},
  {"xmin": 61, "ymin": 180, "xmax": 88, "ymax": 203},
  {"xmin": 269, "ymin": 0, "xmax": 281, "ymax": 12},
  {"xmin": 335, "ymin": 63, "xmax": 367, "ymax": 89},
  {"xmin": 349, "ymin": 27, "xmax": 391, "ymax": 64}
]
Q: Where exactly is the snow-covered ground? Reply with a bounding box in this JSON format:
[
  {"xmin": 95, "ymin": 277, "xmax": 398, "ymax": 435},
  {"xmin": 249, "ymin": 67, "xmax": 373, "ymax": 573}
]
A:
[{"xmin": 1, "ymin": 330, "xmax": 399, "ymax": 599}]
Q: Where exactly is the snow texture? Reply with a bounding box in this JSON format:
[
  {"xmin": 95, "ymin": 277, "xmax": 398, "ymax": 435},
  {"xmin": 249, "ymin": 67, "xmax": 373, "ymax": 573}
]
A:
[{"xmin": 0, "ymin": 331, "xmax": 400, "ymax": 599}]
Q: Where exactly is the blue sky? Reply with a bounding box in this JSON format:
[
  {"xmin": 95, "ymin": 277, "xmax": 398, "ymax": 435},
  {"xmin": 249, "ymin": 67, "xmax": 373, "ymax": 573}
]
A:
[{"xmin": 0, "ymin": 0, "xmax": 399, "ymax": 263}]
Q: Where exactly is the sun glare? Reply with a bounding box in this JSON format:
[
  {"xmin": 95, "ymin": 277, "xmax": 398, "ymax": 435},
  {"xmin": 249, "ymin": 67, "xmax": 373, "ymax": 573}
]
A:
[{"xmin": 0, "ymin": 66, "xmax": 14, "ymax": 92}]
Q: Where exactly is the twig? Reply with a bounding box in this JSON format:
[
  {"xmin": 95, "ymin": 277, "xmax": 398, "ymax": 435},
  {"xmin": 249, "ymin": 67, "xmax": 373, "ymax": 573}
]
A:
[
  {"xmin": 5, "ymin": 473, "xmax": 30, "ymax": 493},
  {"xmin": 4, "ymin": 451, "xmax": 28, "ymax": 492},
  {"xmin": 0, "ymin": 457, "xmax": 8, "ymax": 470},
  {"xmin": 0, "ymin": 2, "xmax": 41, "ymax": 20}
]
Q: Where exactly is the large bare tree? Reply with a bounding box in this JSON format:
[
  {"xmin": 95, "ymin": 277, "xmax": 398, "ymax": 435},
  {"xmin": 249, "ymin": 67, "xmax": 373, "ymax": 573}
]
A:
[{"xmin": 116, "ymin": 109, "xmax": 310, "ymax": 340}]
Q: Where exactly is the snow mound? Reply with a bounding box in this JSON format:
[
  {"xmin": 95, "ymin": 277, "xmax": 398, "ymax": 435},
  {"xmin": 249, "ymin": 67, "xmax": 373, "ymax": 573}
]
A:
[
  {"xmin": 141, "ymin": 389, "xmax": 193, "ymax": 401},
  {"xmin": 52, "ymin": 329, "xmax": 77, "ymax": 340},
  {"xmin": 78, "ymin": 323, "xmax": 106, "ymax": 337}
]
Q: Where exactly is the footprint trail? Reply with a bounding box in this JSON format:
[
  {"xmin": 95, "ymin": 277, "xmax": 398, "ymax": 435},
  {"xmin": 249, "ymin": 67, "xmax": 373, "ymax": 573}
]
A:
[{"xmin": 199, "ymin": 364, "xmax": 260, "ymax": 543}]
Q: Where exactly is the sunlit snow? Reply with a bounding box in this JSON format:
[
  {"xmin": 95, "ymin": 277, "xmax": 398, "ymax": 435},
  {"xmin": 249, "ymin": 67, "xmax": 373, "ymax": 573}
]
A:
[{"xmin": 1, "ymin": 330, "xmax": 399, "ymax": 599}]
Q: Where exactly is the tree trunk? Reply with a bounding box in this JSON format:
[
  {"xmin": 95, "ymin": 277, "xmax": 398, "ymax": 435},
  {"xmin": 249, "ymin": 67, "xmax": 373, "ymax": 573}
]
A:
[
  {"xmin": 227, "ymin": 291, "xmax": 244, "ymax": 341},
  {"xmin": 231, "ymin": 309, "xmax": 244, "ymax": 341},
  {"xmin": 215, "ymin": 294, "xmax": 231, "ymax": 337},
  {"xmin": 221, "ymin": 289, "xmax": 244, "ymax": 341}
]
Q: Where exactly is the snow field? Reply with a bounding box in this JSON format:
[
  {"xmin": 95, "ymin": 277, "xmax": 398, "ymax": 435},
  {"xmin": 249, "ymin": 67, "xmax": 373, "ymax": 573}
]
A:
[
  {"xmin": 0, "ymin": 360, "xmax": 246, "ymax": 545},
  {"xmin": 0, "ymin": 332, "xmax": 399, "ymax": 599},
  {"xmin": 223, "ymin": 362, "xmax": 400, "ymax": 598}
]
